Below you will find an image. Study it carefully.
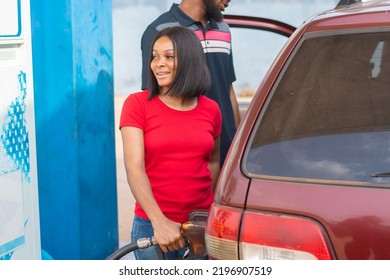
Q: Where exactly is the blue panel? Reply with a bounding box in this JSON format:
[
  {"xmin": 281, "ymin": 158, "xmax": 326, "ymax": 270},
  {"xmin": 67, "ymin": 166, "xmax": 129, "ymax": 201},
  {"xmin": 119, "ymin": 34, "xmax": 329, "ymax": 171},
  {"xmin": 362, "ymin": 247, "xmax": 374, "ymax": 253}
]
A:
[{"xmin": 30, "ymin": 0, "xmax": 118, "ymax": 259}]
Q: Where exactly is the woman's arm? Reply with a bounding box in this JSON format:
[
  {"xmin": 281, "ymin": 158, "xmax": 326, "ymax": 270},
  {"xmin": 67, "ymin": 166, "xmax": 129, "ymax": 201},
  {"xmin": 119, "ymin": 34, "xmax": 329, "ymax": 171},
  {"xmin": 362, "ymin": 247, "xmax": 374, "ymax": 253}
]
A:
[{"xmin": 121, "ymin": 126, "xmax": 185, "ymax": 252}]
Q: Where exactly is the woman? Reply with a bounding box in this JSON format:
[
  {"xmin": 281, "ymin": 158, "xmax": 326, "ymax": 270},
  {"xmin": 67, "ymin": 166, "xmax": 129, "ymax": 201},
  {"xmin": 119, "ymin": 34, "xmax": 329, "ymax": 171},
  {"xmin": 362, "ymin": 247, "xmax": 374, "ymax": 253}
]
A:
[{"xmin": 120, "ymin": 26, "xmax": 221, "ymax": 260}]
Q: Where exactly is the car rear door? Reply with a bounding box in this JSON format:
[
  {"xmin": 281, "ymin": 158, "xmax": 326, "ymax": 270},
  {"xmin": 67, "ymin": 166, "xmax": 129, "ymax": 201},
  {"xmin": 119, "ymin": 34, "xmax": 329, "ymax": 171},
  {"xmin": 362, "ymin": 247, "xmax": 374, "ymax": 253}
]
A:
[{"xmin": 241, "ymin": 25, "xmax": 390, "ymax": 260}]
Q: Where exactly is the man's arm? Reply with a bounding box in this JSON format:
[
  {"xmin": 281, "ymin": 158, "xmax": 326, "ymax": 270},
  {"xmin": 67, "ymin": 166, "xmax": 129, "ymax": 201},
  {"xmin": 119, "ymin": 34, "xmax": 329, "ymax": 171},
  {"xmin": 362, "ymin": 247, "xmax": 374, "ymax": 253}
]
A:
[
  {"xmin": 229, "ymin": 84, "xmax": 241, "ymax": 128},
  {"xmin": 208, "ymin": 136, "xmax": 220, "ymax": 193}
]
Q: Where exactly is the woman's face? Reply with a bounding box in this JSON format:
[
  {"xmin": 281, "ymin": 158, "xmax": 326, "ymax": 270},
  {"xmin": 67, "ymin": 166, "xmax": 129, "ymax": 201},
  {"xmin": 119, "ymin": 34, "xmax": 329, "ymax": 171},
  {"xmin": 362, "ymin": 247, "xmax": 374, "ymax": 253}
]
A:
[{"xmin": 151, "ymin": 36, "xmax": 176, "ymax": 94}]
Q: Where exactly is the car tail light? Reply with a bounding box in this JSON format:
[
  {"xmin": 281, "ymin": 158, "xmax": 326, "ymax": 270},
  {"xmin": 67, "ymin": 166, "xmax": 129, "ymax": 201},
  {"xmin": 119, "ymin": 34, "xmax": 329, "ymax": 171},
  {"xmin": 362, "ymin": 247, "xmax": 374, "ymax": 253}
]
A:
[
  {"xmin": 205, "ymin": 204, "xmax": 242, "ymax": 260},
  {"xmin": 240, "ymin": 211, "xmax": 334, "ymax": 260},
  {"xmin": 206, "ymin": 204, "xmax": 334, "ymax": 260}
]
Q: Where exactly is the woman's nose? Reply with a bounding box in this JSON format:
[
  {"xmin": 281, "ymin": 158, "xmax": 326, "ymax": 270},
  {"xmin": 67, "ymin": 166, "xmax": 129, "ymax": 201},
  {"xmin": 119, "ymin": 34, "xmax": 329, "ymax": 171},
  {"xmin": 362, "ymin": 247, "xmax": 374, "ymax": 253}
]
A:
[{"xmin": 154, "ymin": 58, "xmax": 165, "ymax": 68}]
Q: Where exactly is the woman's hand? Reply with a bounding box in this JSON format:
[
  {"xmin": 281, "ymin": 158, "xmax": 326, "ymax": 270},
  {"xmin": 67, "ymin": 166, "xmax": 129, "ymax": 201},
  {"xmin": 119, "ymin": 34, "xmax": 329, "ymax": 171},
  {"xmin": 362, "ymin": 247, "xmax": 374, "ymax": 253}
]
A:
[{"xmin": 152, "ymin": 218, "xmax": 186, "ymax": 253}]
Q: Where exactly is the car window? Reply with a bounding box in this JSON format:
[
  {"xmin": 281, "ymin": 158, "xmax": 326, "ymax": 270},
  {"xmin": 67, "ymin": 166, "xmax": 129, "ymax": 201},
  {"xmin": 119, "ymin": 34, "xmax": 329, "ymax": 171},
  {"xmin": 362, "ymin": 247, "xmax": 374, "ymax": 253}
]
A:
[{"xmin": 244, "ymin": 30, "xmax": 390, "ymax": 184}]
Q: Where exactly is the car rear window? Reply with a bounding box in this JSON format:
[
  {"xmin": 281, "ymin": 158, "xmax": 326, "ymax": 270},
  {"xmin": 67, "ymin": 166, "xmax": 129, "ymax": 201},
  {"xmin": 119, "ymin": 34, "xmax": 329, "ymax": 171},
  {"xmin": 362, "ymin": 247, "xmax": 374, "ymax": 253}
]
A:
[{"xmin": 245, "ymin": 30, "xmax": 390, "ymax": 184}]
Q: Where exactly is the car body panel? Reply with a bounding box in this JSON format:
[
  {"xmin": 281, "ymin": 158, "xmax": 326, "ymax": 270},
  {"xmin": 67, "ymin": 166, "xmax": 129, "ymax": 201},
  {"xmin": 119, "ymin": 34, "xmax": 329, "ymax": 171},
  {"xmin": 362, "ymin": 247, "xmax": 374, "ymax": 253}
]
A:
[{"xmin": 245, "ymin": 179, "xmax": 390, "ymax": 259}]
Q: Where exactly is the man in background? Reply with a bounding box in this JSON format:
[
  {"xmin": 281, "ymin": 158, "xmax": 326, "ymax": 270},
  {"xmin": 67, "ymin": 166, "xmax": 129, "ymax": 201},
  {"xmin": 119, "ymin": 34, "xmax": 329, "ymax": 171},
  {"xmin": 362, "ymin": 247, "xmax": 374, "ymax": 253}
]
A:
[{"xmin": 141, "ymin": 0, "xmax": 240, "ymax": 167}]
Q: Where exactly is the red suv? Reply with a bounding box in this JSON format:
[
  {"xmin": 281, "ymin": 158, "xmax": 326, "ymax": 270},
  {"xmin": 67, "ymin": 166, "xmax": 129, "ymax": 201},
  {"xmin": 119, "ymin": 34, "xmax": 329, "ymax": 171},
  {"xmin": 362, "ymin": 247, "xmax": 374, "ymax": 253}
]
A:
[{"xmin": 206, "ymin": 0, "xmax": 390, "ymax": 260}]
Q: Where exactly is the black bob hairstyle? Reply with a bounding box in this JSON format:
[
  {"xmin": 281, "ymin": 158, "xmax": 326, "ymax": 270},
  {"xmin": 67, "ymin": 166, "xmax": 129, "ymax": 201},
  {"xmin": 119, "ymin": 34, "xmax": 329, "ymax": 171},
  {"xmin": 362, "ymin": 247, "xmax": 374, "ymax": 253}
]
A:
[{"xmin": 147, "ymin": 26, "xmax": 212, "ymax": 100}]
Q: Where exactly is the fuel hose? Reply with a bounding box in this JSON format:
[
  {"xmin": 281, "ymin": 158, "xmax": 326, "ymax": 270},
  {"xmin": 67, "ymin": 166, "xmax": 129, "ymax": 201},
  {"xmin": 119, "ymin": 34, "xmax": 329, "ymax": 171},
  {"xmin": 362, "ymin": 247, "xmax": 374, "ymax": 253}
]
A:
[{"xmin": 106, "ymin": 236, "xmax": 157, "ymax": 260}]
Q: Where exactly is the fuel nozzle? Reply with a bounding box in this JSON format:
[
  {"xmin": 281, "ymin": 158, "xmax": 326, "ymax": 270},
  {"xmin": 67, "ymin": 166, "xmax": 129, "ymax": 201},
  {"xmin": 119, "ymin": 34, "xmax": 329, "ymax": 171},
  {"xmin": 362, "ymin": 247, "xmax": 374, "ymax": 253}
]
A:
[{"xmin": 137, "ymin": 236, "xmax": 157, "ymax": 249}]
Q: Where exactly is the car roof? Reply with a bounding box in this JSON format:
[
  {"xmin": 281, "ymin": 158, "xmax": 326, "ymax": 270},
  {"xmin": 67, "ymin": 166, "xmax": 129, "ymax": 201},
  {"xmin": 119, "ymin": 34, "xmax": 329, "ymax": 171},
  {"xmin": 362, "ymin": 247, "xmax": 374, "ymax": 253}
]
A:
[{"xmin": 301, "ymin": 0, "xmax": 390, "ymax": 33}]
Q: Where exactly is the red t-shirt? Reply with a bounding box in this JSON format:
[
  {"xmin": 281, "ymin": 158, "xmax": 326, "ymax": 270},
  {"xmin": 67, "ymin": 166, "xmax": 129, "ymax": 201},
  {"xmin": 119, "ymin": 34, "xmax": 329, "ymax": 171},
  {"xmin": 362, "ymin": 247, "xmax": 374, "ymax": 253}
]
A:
[{"xmin": 120, "ymin": 90, "xmax": 222, "ymax": 223}]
